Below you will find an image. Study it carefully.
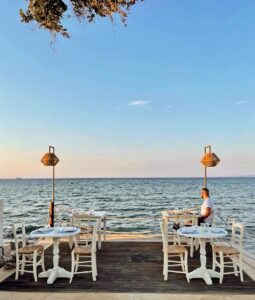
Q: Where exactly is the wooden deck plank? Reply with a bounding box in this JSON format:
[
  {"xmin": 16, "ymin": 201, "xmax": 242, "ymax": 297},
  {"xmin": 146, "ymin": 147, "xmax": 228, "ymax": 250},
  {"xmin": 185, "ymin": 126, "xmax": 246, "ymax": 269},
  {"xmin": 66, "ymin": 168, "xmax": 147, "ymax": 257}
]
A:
[{"xmin": 0, "ymin": 242, "xmax": 255, "ymax": 294}]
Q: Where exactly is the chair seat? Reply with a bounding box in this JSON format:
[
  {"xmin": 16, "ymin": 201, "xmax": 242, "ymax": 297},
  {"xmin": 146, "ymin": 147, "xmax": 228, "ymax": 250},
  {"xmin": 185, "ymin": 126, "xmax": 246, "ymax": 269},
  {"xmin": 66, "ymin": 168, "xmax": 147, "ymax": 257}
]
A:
[
  {"xmin": 168, "ymin": 245, "xmax": 186, "ymax": 254},
  {"xmin": 213, "ymin": 245, "xmax": 240, "ymax": 255},
  {"xmin": 73, "ymin": 246, "xmax": 92, "ymax": 255},
  {"xmin": 80, "ymin": 226, "xmax": 94, "ymax": 233},
  {"xmin": 18, "ymin": 245, "xmax": 44, "ymax": 255}
]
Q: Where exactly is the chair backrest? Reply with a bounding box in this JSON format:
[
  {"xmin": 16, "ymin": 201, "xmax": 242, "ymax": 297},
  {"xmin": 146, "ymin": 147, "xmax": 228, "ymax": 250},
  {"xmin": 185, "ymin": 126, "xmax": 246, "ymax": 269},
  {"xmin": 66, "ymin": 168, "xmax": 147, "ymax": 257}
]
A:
[
  {"xmin": 74, "ymin": 222, "xmax": 98, "ymax": 251},
  {"xmin": 54, "ymin": 205, "xmax": 70, "ymax": 227},
  {"xmin": 160, "ymin": 223, "xmax": 168, "ymax": 252},
  {"xmin": 208, "ymin": 210, "xmax": 215, "ymax": 226},
  {"xmin": 71, "ymin": 213, "xmax": 92, "ymax": 228},
  {"xmin": 176, "ymin": 213, "xmax": 198, "ymax": 226},
  {"xmin": 231, "ymin": 221, "xmax": 245, "ymax": 251},
  {"xmin": 13, "ymin": 223, "xmax": 26, "ymax": 252},
  {"xmin": 72, "ymin": 213, "xmax": 94, "ymax": 242},
  {"xmin": 226, "ymin": 217, "xmax": 235, "ymax": 230}
]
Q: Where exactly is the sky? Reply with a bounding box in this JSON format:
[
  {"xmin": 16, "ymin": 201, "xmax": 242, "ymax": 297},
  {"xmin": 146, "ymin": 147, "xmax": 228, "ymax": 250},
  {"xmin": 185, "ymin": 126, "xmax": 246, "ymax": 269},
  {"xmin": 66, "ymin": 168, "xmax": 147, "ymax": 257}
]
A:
[{"xmin": 0, "ymin": 0, "xmax": 255, "ymax": 178}]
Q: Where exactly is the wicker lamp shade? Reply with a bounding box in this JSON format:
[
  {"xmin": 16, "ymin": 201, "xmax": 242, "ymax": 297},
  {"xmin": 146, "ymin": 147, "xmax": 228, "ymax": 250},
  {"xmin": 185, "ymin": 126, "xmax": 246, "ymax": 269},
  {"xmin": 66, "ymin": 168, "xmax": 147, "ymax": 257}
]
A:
[
  {"xmin": 201, "ymin": 152, "xmax": 220, "ymax": 167},
  {"xmin": 41, "ymin": 152, "xmax": 59, "ymax": 166}
]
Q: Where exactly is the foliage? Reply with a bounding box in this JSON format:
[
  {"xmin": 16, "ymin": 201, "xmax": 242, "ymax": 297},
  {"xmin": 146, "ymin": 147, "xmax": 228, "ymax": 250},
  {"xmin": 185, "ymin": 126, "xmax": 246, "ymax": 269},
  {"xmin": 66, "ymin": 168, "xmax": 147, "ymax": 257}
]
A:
[{"xmin": 20, "ymin": 0, "xmax": 142, "ymax": 38}]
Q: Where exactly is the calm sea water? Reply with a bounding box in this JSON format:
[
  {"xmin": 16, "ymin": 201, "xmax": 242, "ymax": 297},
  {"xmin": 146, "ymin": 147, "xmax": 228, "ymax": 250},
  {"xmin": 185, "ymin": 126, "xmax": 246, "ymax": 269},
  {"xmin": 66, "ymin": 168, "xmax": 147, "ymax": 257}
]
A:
[{"xmin": 0, "ymin": 178, "xmax": 254, "ymax": 254}]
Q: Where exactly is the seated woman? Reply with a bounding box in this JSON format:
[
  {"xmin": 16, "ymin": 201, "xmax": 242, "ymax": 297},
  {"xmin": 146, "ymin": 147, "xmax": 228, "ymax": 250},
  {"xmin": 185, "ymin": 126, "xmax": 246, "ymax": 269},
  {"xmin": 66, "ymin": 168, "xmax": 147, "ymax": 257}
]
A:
[
  {"xmin": 198, "ymin": 187, "xmax": 214, "ymax": 226},
  {"xmin": 172, "ymin": 188, "xmax": 214, "ymax": 230}
]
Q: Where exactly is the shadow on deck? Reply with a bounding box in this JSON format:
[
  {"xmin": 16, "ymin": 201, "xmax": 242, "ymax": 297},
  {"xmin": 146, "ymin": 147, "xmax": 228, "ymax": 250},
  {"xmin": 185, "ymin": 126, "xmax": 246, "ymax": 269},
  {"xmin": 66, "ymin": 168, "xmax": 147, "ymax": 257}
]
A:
[{"xmin": 0, "ymin": 241, "xmax": 255, "ymax": 294}]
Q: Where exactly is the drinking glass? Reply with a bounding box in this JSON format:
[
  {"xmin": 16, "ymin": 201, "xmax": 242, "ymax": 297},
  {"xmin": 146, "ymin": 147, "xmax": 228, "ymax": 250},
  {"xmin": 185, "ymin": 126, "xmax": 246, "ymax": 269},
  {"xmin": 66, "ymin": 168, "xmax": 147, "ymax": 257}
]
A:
[{"xmin": 200, "ymin": 222, "xmax": 209, "ymax": 232}]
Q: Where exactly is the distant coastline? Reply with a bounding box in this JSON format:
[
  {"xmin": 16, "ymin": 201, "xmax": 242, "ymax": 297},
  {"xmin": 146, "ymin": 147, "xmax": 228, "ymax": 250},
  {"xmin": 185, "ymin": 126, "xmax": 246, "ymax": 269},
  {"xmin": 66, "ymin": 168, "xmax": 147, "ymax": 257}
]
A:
[{"xmin": 0, "ymin": 176, "xmax": 254, "ymax": 180}]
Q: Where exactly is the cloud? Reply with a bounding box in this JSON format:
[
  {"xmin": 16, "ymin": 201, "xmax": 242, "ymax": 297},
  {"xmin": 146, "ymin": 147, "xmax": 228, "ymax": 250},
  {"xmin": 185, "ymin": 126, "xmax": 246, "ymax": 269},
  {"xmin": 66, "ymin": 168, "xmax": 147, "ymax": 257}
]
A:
[
  {"xmin": 128, "ymin": 100, "xmax": 149, "ymax": 107},
  {"xmin": 235, "ymin": 100, "xmax": 249, "ymax": 105}
]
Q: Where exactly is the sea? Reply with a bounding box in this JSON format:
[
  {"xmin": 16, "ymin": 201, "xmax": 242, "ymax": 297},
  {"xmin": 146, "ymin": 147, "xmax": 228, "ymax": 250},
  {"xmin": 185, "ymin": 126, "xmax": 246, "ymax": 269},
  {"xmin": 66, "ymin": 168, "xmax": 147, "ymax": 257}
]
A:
[{"xmin": 0, "ymin": 177, "xmax": 254, "ymax": 255}]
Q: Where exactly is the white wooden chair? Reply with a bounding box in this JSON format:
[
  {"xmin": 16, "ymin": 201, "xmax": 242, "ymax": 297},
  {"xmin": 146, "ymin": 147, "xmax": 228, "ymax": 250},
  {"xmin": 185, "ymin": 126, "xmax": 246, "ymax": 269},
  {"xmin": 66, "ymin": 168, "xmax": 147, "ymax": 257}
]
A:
[
  {"xmin": 70, "ymin": 223, "xmax": 97, "ymax": 283},
  {"xmin": 70, "ymin": 213, "xmax": 96, "ymax": 247},
  {"xmin": 69, "ymin": 212, "xmax": 98, "ymax": 249},
  {"xmin": 160, "ymin": 223, "xmax": 189, "ymax": 282},
  {"xmin": 212, "ymin": 221, "xmax": 244, "ymax": 284},
  {"xmin": 173, "ymin": 213, "xmax": 197, "ymax": 257},
  {"xmin": 13, "ymin": 223, "xmax": 45, "ymax": 282}
]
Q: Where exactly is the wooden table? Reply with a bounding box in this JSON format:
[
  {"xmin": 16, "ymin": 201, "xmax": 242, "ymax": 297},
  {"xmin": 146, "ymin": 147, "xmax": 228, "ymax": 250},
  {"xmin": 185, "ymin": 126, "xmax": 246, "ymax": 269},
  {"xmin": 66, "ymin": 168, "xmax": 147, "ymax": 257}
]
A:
[
  {"xmin": 30, "ymin": 227, "xmax": 80, "ymax": 284},
  {"xmin": 178, "ymin": 226, "xmax": 227, "ymax": 285}
]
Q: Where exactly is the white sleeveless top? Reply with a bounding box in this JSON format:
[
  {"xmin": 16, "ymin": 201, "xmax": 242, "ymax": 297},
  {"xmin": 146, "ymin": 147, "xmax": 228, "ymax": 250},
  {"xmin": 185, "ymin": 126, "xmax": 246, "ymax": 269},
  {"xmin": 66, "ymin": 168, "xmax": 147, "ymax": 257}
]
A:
[{"xmin": 200, "ymin": 197, "xmax": 214, "ymax": 225}]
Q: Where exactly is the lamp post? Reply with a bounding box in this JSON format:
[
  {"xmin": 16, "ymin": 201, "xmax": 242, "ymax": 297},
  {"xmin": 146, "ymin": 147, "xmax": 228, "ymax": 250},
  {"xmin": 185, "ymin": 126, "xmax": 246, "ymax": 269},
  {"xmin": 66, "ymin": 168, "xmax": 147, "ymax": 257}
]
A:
[
  {"xmin": 201, "ymin": 145, "xmax": 220, "ymax": 188},
  {"xmin": 41, "ymin": 146, "xmax": 59, "ymax": 227}
]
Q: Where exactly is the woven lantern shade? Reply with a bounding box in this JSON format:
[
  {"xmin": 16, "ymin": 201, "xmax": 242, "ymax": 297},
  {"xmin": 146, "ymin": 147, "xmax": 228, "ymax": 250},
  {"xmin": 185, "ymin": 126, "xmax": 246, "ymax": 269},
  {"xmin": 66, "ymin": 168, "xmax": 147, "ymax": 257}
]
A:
[
  {"xmin": 201, "ymin": 145, "xmax": 220, "ymax": 188},
  {"xmin": 201, "ymin": 152, "xmax": 220, "ymax": 167},
  {"xmin": 41, "ymin": 152, "xmax": 59, "ymax": 166}
]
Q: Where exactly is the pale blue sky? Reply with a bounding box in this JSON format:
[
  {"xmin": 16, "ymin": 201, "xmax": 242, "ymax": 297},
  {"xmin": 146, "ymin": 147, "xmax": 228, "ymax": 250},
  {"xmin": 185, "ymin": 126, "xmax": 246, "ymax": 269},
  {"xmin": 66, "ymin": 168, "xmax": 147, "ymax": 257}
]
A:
[{"xmin": 0, "ymin": 0, "xmax": 255, "ymax": 178}]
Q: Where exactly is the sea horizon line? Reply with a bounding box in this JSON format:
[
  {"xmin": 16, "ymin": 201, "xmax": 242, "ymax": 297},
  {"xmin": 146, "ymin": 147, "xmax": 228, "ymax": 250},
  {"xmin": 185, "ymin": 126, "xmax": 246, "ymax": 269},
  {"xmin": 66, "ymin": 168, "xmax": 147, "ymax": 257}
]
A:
[{"xmin": 0, "ymin": 176, "xmax": 254, "ymax": 180}]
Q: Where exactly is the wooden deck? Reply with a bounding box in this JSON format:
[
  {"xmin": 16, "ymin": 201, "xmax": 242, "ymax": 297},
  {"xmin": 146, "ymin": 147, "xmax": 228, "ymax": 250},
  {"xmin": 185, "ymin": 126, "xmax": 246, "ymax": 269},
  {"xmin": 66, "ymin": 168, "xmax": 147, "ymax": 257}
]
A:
[{"xmin": 0, "ymin": 241, "xmax": 255, "ymax": 294}]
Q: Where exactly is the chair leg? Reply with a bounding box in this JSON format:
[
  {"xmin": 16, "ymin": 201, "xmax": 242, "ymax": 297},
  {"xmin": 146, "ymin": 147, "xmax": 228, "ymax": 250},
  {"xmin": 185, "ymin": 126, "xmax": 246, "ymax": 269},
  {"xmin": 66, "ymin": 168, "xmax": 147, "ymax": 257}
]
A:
[
  {"xmin": 195, "ymin": 238, "xmax": 199, "ymax": 250},
  {"xmin": 239, "ymin": 255, "xmax": 244, "ymax": 282},
  {"xmin": 21, "ymin": 255, "xmax": 25, "ymax": 275},
  {"xmin": 94, "ymin": 252, "xmax": 98, "ymax": 276},
  {"xmin": 185, "ymin": 250, "xmax": 189, "ymax": 283},
  {"xmin": 212, "ymin": 249, "xmax": 216, "ymax": 271},
  {"xmin": 33, "ymin": 252, "xmax": 38, "ymax": 282},
  {"xmin": 233, "ymin": 258, "xmax": 238, "ymax": 277},
  {"xmin": 164, "ymin": 253, "xmax": 168, "ymax": 281},
  {"xmin": 15, "ymin": 255, "xmax": 20, "ymax": 280},
  {"xmin": 190, "ymin": 239, "xmax": 194, "ymax": 258},
  {"xmin": 75, "ymin": 254, "xmax": 79, "ymax": 273},
  {"xmin": 180, "ymin": 254, "xmax": 185, "ymax": 272},
  {"xmin": 219, "ymin": 252, "xmax": 224, "ymax": 284},
  {"xmin": 92, "ymin": 253, "xmax": 97, "ymax": 281},
  {"xmin": 162, "ymin": 251, "xmax": 165, "ymax": 275},
  {"xmin": 173, "ymin": 233, "xmax": 177, "ymax": 246},
  {"xmin": 87, "ymin": 230, "xmax": 90, "ymax": 246},
  {"xmin": 41, "ymin": 251, "xmax": 45, "ymax": 272},
  {"xmin": 70, "ymin": 251, "xmax": 75, "ymax": 283}
]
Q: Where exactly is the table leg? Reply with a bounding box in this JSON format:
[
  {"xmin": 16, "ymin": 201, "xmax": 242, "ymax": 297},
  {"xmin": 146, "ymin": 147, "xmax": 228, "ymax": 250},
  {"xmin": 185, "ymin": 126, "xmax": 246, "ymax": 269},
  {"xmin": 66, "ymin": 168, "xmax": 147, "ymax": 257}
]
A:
[
  {"xmin": 163, "ymin": 217, "xmax": 168, "ymax": 232},
  {"xmin": 38, "ymin": 238, "xmax": 71, "ymax": 284},
  {"xmin": 68, "ymin": 236, "xmax": 74, "ymax": 249},
  {"xmin": 103, "ymin": 217, "xmax": 106, "ymax": 241},
  {"xmin": 187, "ymin": 239, "xmax": 220, "ymax": 285}
]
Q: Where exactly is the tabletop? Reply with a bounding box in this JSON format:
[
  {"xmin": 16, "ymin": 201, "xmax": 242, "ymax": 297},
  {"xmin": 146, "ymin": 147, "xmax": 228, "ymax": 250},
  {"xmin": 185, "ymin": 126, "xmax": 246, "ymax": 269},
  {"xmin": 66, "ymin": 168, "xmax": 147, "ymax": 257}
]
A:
[
  {"xmin": 30, "ymin": 227, "xmax": 80, "ymax": 238},
  {"xmin": 177, "ymin": 226, "xmax": 228, "ymax": 239},
  {"xmin": 161, "ymin": 211, "xmax": 200, "ymax": 217},
  {"xmin": 72, "ymin": 211, "xmax": 107, "ymax": 219}
]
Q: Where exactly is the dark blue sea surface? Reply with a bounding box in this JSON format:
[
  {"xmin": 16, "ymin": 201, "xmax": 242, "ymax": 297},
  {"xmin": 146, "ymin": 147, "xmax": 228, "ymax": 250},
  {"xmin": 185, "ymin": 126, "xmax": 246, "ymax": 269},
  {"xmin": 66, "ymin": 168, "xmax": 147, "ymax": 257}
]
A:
[{"xmin": 0, "ymin": 177, "xmax": 254, "ymax": 254}]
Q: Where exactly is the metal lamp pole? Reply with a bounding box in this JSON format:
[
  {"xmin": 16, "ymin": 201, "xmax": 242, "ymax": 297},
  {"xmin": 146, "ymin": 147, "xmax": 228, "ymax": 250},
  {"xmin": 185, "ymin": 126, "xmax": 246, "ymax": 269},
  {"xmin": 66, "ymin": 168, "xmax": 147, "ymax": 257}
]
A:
[
  {"xmin": 51, "ymin": 146, "xmax": 55, "ymax": 226},
  {"xmin": 41, "ymin": 146, "xmax": 59, "ymax": 227},
  {"xmin": 204, "ymin": 146, "xmax": 211, "ymax": 188}
]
